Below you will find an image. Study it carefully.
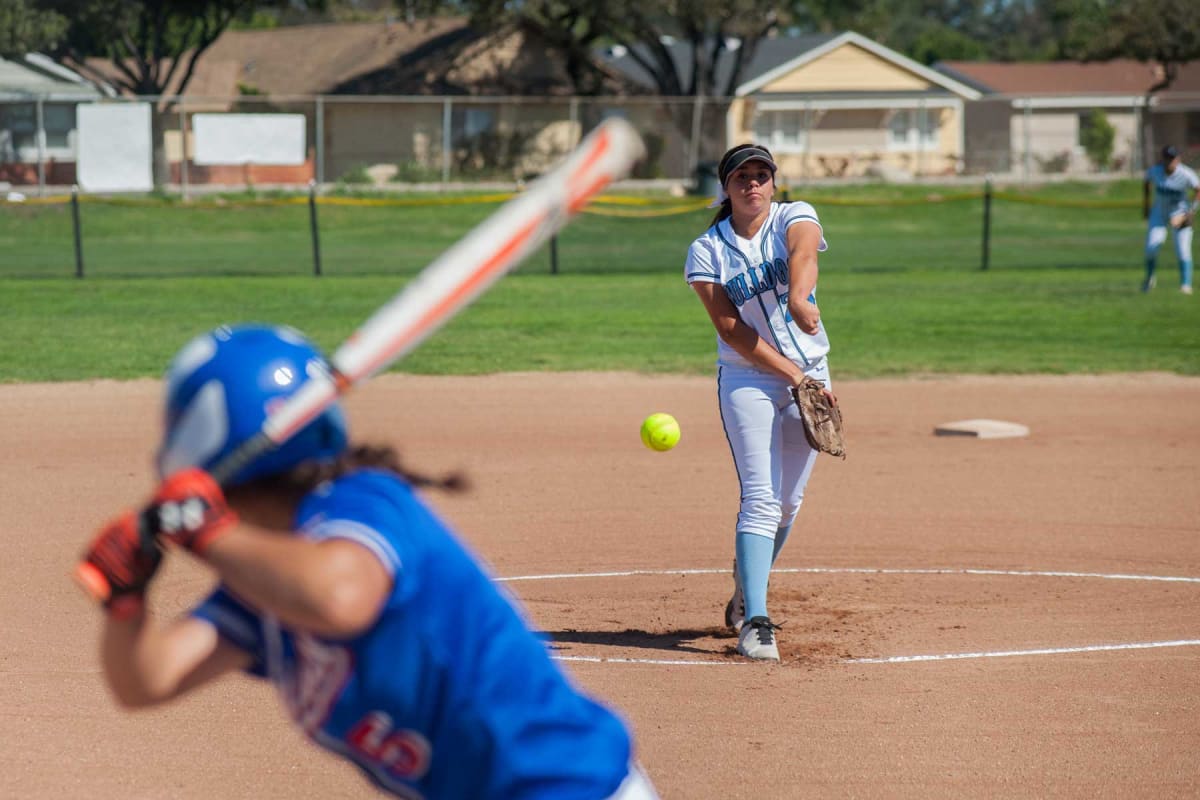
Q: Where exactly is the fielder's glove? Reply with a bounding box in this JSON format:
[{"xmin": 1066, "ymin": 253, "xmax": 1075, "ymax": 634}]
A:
[{"xmin": 791, "ymin": 377, "xmax": 846, "ymax": 459}]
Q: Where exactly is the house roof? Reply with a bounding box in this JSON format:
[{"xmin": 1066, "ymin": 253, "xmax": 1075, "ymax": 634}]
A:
[
  {"xmin": 600, "ymin": 30, "xmax": 981, "ymax": 100},
  {"xmin": 80, "ymin": 18, "xmax": 629, "ymax": 101},
  {"xmin": 600, "ymin": 33, "xmax": 840, "ymax": 96},
  {"xmin": 207, "ymin": 19, "xmax": 471, "ymax": 96},
  {"xmin": 935, "ymin": 59, "xmax": 1200, "ymax": 97},
  {"xmin": 0, "ymin": 55, "xmax": 102, "ymax": 100},
  {"xmin": 336, "ymin": 21, "xmax": 631, "ymax": 96},
  {"xmin": 81, "ymin": 19, "xmax": 472, "ymax": 101}
]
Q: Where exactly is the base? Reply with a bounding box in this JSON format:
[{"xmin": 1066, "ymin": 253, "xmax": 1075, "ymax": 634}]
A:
[{"xmin": 934, "ymin": 419, "xmax": 1030, "ymax": 439}]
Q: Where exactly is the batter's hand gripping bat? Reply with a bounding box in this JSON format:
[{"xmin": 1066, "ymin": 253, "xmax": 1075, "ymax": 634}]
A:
[{"xmin": 75, "ymin": 117, "xmax": 646, "ymax": 603}]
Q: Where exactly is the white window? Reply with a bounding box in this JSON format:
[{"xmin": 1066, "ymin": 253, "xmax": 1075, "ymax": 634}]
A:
[
  {"xmin": 460, "ymin": 108, "xmax": 493, "ymax": 138},
  {"xmin": 0, "ymin": 102, "xmax": 77, "ymax": 160},
  {"xmin": 888, "ymin": 108, "xmax": 939, "ymax": 150},
  {"xmin": 753, "ymin": 109, "xmax": 808, "ymax": 153}
]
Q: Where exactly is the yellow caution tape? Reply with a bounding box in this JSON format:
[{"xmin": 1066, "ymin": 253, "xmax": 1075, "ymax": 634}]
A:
[
  {"xmin": 990, "ymin": 191, "xmax": 1138, "ymax": 209},
  {"xmin": 0, "ymin": 189, "xmax": 1139, "ymax": 212}
]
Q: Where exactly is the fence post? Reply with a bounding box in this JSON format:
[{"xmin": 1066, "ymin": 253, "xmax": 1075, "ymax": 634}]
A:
[
  {"xmin": 549, "ymin": 234, "xmax": 559, "ymax": 275},
  {"xmin": 315, "ymin": 95, "xmax": 325, "ymax": 186},
  {"xmin": 441, "ymin": 98, "xmax": 452, "ymax": 187},
  {"xmin": 179, "ymin": 100, "xmax": 190, "ymax": 201},
  {"xmin": 35, "ymin": 96, "xmax": 46, "ymax": 197},
  {"xmin": 980, "ymin": 176, "xmax": 992, "ymax": 272},
  {"xmin": 71, "ymin": 185, "xmax": 84, "ymax": 278},
  {"xmin": 308, "ymin": 180, "xmax": 322, "ymax": 277}
]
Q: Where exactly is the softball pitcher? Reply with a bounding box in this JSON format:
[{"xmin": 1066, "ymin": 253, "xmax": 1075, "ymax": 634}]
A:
[
  {"xmin": 1142, "ymin": 144, "xmax": 1198, "ymax": 294},
  {"xmin": 76, "ymin": 324, "xmax": 657, "ymax": 799},
  {"xmin": 684, "ymin": 144, "xmax": 835, "ymax": 662}
]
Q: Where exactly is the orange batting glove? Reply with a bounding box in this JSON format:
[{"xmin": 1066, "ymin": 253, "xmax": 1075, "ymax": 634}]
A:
[
  {"xmin": 75, "ymin": 510, "xmax": 163, "ymax": 620},
  {"xmin": 142, "ymin": 468, "xmax": 239, "ymax": 556}
]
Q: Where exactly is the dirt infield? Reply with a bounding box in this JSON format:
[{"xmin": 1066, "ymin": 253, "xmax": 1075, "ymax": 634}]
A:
[{"xmin": 3, "ymin": 372, "xmax": 1198, "ymax": 798}]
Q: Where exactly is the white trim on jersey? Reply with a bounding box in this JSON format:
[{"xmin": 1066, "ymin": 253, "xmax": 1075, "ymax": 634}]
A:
[{"xmin": 302, "ymin": 518, "xmax": 403, "ymax": 576}]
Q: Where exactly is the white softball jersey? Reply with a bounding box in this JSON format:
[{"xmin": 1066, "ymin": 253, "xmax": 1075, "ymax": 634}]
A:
[
  {"xmin": 685, "ymin": 201, "xmax": 829, "ymax": 370},
  {"xmin": 1146, "ymin": 162, "xmax": 1200, "ymax": 222}
]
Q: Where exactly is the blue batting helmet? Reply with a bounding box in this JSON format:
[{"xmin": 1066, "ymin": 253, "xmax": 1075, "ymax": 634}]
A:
[{"xmin": 156, "ymin": 324, "xmax": 348, "ymax": 485}]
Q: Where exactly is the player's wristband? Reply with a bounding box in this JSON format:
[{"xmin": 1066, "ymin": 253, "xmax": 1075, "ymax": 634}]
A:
[{"xmin": 107, "ymin": 593, "xmax": 147, "ymax": 622}]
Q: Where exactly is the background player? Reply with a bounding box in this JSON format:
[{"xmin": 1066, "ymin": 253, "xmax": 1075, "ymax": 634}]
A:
[
  {"xmin": 684, "ymin": 144, "xmax": 836, "ymax": 662},
  {"xmin": 1142, "ymin": 144, "xmax": 1198, "ymax": 294},
  {"xmin": 76, "ymin": 323, "xmax": 657, "ymax": 800}
]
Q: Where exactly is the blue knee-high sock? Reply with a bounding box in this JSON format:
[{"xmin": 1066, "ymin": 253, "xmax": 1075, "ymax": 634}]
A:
[
  {"xmin": 736, "ymin": 531, "xmax": 776, "ymax": 622},
  {"xmin": 1145, "ymin": 256, "xmax": 1158, "ymax": 279},
  {"xmin": 1182, "ymin": 260, "xmax": 1194, "ymax": 288},
  {"xmin": 771, "ymin": 524, "xmax": 790, "ymax": 565}
]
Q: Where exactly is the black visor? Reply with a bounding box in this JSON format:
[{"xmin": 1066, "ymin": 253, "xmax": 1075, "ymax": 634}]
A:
[{"xmin": 720, "ymin": 147, "xmax": 777, "ymax": 184}]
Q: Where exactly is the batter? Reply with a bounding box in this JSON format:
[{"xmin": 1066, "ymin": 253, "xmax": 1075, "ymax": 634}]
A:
[
  {"xmin": 76, "ymin": 324, "xmax": 658, "ymax": 799},
  {"xmin": 684, "ymin": 144, "xmax": 836, "ymax": 662}
]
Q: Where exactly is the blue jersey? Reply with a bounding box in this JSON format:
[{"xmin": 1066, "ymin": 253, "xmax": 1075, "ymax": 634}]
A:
[
  {"xmin": 192, "ymin": 469, "xmax": 632, "ymax": 800},
  {"xmin": 1146, "ymin": 162, "xmax": 1200, "ymax": 220}
]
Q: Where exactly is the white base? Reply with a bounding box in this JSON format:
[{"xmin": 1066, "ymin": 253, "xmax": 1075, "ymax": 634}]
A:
[{"xmin": 934, "ymin": 419, "xmax": 1030, "ymax": 439}]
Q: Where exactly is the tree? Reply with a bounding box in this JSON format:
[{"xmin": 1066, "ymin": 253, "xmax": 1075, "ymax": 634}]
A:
[
  {"xmin": 597, "ymin": 0, "xmax": 792, "ymax": 98},
  {"xmin": 1065, "ymin": 0, "xmax": 1200, "ymax": 93},
  {"xmin": 457, "ymin": 0, "xmax": 802, "ymax": 98},
  {"xmin": 447, "ymin": 0, "xmax": 806, "ymax": 173},
  {"xmin": 0, "ymin": 0, "xmax": 66, "ymax": 58},
  {"xmin": 1060, "ymin": 0, "xmax": 1200, "ymax": 162},
  {"xmin": 34, "ymin": 0, "xmax": 324, "ymax": 185}
]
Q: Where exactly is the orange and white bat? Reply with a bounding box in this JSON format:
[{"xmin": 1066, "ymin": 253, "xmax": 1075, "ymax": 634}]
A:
[
  {"xmin": 75, "ymin": 118, "xmax": 645, "ymax": 604},
  {"xmin": 210, "ymin": 117, "xmax": 645, "ymax": 484}
]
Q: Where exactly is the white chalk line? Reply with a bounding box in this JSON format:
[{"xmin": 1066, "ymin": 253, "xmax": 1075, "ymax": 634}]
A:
[
  {"xmin": 847, "ymin": 639, "xmax": 1200, "ymax": 664},
  {"xmin": 504, "ymin": 566, "xmax": 1200, "ymax": 667},
  {"xmin": 499, "ymin": 566, "xmax": 1200, "ymax": 584},
  {"xmin": 553, "ymin": 655, "xmax": 747, "ymax": 666}
]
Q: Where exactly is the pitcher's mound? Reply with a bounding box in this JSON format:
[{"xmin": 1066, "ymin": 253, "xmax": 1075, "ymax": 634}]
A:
[{"xmin": 934, "ymin": 419, "xmax": 1030, "ymax": 439}]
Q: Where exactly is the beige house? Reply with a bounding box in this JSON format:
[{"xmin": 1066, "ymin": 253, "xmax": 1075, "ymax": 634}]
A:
[
  {"xmin": 603, "ymin": 31, "xmax": 982, "ymax": 180},
  {"xmin": 732, "ymin": 32, "xmax": 981, "ymax": 179},
  {"xmin": 82, "ymin": 19, "xmax": 641, "ymax": 185},
  {"xmin": 934, "ymin": 60, "xmax": 1155, "ymax": 176},
  {"xmin": 934, "ymin": 60, "xmax": 1200, "ymax": 177},
  {"xmin": 162, "ymin": 25, "xmax": 990, "ymax": 185}
]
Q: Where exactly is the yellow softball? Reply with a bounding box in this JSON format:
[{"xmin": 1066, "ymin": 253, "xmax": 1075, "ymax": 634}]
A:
[{"xmin": 640, "ymin": 412, "xmax": 681, "ymax": 452}]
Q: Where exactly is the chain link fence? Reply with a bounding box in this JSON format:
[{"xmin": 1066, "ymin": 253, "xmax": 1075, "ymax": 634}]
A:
[
  {"xmin": 0, "ymin": 94, "xmax": 733, "ymax": 195},
  {"xmin": 4, "ymin": 91, "xmax": 1200, "ymax": 196}
]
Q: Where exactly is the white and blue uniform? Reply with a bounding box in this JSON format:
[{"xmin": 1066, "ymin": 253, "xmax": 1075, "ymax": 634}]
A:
[
  {"xmin": 1144, "ymin": 161, "xmax": 1199, "ymax": 290},
  {"xmin": 684, "ymin": 200, "xmax": 830, "ymax": 545},
  {"xmin": 192, "ymin": 469, "xmax": 648, "ymax": 800}
]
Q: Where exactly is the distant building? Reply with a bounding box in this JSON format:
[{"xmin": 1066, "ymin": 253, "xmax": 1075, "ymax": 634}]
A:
[
  {"xmin": 935, "ymin": 59, "xmax": 1200, "ymax": 175},
  {"xmin": 0, "ymin": 54, "xmax": 105, "ymax": 185},
  {"xmin": 602, "ymin": 31, "xmax": 982, "ymax": 180}
]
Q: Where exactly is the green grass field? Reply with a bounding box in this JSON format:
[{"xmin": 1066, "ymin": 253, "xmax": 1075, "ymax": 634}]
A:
[{"xmin": 1, "ymin": 180, "xmax": 1197, "ymax": 382}]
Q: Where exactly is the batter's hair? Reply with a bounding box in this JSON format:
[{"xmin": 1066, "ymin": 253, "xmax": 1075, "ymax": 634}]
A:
[
  {"xmin": 708, "ymin": 143, "xmax": 778, "ymax": 227},
  {"xmin": 243, "ymin": 443, "xmax": 469, "ymax": 497}
]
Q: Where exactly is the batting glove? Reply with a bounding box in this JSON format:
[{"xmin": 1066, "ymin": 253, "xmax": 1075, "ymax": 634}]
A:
[
  {"xmin": 143, "ymin": 468, "xmax": 238, "ymax": 556},
  {"xmin": 76, "ymin": 510, "xmax": 163, "ymax": 620}
]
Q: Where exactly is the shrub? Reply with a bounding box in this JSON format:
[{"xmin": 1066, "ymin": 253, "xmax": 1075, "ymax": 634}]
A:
[
  {"xmin": 1036, "ymin": 149, "xmax": 1071, "ymax": 174},
  {"xmin": 392, "ymin": 160, "xmax": 442, "ymax": 183},
  {"xmin": 1080, "ymin": 109, "xmax": 1115, "ymax": 171},
  {"xmin": 337, "ymin": 164, "xmax": 372, "ymax": 185}
]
